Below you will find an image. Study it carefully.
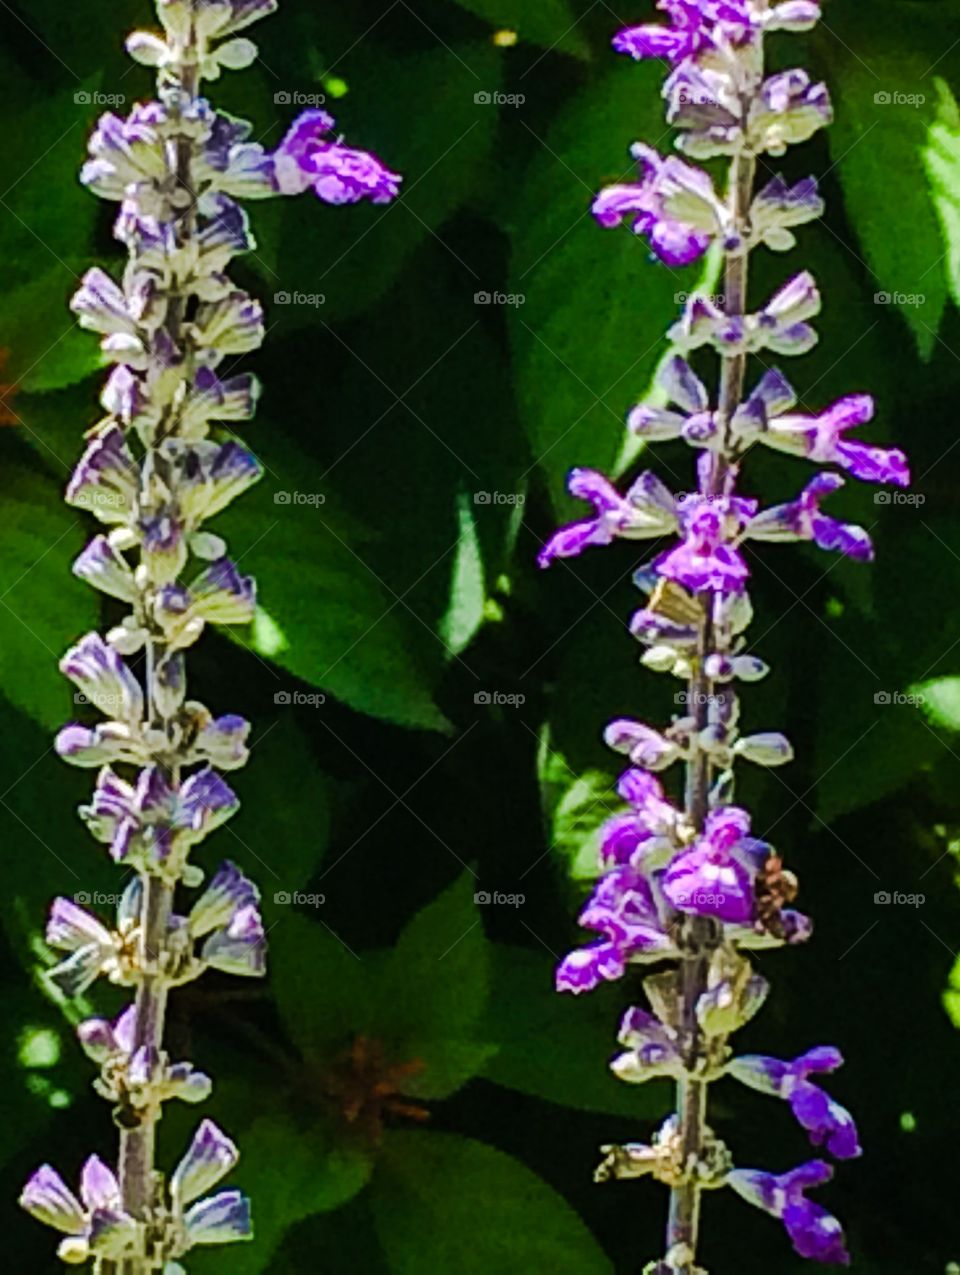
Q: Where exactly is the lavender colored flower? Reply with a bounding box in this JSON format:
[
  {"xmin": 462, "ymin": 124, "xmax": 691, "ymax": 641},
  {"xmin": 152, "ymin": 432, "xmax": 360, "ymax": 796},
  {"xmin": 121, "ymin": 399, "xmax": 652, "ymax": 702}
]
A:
[
  {"xmin": 612, "ymin": 1, "xmax": 757, "ymax": 66},
  {"xmin": 728, "ymin": 1048, "xmax": 861, "ymax": 1159},
  {"xmin": 272, "ymin": 108, "xmax": 402, "ymax": 205},
  {"xmin": 747, "ymin": 474, "xmax": 874, "ymax": 562},
  {"xmin": 662, "ymin": 806, "xmax": 768, "ymax": 923},
  {"xmin": 728, "ymin": 1160, "xmax": 850, "ymax": 1265},
  {"xmin": 593, "ymin": 143, "xmax": 728, "ymax": 266},
  {"xmin": 538, "ymin": 469, "xmax": 677, "ymax": 567},
  {"xmin": 654, "ymin": 496, "xmax": 756, "ymax": 594}
]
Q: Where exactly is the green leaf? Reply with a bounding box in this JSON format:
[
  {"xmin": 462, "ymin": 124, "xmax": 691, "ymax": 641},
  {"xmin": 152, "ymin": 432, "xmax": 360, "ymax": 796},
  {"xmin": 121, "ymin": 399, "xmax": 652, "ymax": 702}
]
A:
[
  {"xmin": 194, "ymin": 1113, "xmax": 374, "ymax": 1275},
  {"xmin": 218, "ymin": 428, "xmax": 451, "ymax": 733},
  {"xmin": 911, "ymin": 675, "xmax": 960, "ymax": 730},
  {"xmin": 0, "ymin": 267, "xmax": 103, "ymax": 394},
  {"xmin": 538, "ymin": 726, "xmax": 620, "ymax": 881},
  {"xmin": 509, "ymin": 61, "xmax": 703, "ymax": 511},
  {"xmin": 481, "ymin": 943, "xmax": 669, "ymax": 1119},
  {"xmin": 827, "ymin": 49, "xmax": 947, "ymax": 359},
  {"xmin": 439, "ymin": 493, "xmax": 487, "ymax": 659},
  {"xmin": 0, "ymin": 459, "xmax": 98, "ymax": 728},
  {"xmin": 924, "ymin": 78, "xmax": 960, "ymax": 312},
  {"xmin": 372, "ymin": 1130, "xmax": 613, "ymax": 1274},
  {"xmin": 373, "ymin": 871, "xmax": 493, "ymax": 1095},
  {"xmin": 270, "ymin": 913, "xmax": 373, "ymax": 1058},
  {"xmin": 449, "ymin": 0, "xmax": 591, "ymax": 60}
]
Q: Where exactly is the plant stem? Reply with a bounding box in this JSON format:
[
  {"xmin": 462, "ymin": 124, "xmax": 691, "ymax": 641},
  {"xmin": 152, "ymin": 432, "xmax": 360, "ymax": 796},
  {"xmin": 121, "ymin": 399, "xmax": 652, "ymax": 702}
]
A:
[
  {"xmin": 112, "ymin": 28, "xmax": 200, "ymax": 1274},
  {"xmin": 663, "ymin": 145, "xmax": 757, "ymax": 1275}
]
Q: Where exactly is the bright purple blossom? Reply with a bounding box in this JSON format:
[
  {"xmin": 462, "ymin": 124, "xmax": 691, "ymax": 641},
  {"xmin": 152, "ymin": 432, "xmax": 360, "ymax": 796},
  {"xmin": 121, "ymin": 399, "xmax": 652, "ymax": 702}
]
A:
[
  {"xmin": 612, "ymin": 1, "xmax": 756, "ymax": 66},
  {"xmin": 654, "ymin": 495, "xmax": 756, "ymax": 594},
  {"xmin": 759, "ymin": 391, "xmax": 910, "ymax": 487},
  {"xmin": 728, "ymin": 1047, "xmax": 861, "ymax": 1159},
  {"xmin": 273, "ymin": 109, "xmax": 402, "ymax": 205},
  {"xmin": 662, "ymin": 806, "xmax": 769, "ymax": 923},
  {"xmin": 747, "ymin": 473, "xmax": 873, "ymax": 562},
  {"xmin": 593, "ymin": 143, "xmax": 726, "ymax": 266},
  {"xmin": 538, "ymin": 469, "xmax": 677, "ymax": 567},
  {"xmin": 557, "ymin": 868, "xmax": 675, "ymax": 995},
  {"xmin": 728, "ymin": 1160, "xmax": 850, "ymax": 1265}
]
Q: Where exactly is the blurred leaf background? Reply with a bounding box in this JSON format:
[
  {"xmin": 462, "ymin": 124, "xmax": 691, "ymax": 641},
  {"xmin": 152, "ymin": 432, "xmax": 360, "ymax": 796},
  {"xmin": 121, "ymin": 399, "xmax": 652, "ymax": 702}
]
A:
[{"xmin": 0, "ymin": 0, "xmax": 959, "ymax": 1270}]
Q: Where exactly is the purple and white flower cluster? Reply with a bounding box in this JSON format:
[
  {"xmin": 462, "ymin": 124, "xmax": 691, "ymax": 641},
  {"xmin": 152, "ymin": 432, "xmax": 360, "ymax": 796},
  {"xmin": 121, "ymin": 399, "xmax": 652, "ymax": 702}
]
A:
[
  {"xmin": 541, "ymin": 1, "xmax": 899, "ymax": 1267},
  {"xmin": 20, "ymin": 1, "xmax": 399, "ymax": 1268}
]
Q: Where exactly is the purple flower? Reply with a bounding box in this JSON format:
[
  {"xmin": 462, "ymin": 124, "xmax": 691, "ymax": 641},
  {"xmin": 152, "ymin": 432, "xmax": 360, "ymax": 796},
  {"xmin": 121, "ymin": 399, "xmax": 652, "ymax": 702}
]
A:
[
  {"xmin": 60, "ymin": 633, "xmax": 144, "ymax": 725},
  {"xmin": 757, "ymin": 389, "xmax": 910, "ymax": 487},
  {"xmin": 628, "ymin": 354, "xmax": 714, "ymax": 444},
  {"xmin": 662, "ymin": 806, "xmax": 769, "ymax": 923},
  {"xmin": 557, "ymin": 867, "xmax": 675, "ymax": 995},
  {"xmin": 747, "ymin": 473, "xmax": 873, "ymax": 562},
  {"xmin": 612, "ymin": 1, "xmax": 756, "ymax": 66},
  {"xmin": 72, "ymin": 537, "xmax": 137, "ymax": 603},
  {"xmin": 191, "ymin": 712, "xmax": 252, "ymax": 771},
  {"xmin": 728, "ymin": 1160, "xmax": 850, "ymax": 1265},
  {"xmin": 273, "ymin": 109, "xmax": 401, "ymax": 206},
  {"xmin": 202, "ymin": 902, "xmax": 266, "ymax": 977},
  {"xmin": 749, "ymin": 69, "xmax": 833, "ymax": 158},
  {"xmin": 728, "ymin": 1047, "xmax": 861, "ymax": 1159},
  {"xmin": 654, "ymin": 496, "xmax": 756, "ymax": 595},
  {"xmin": 20, "ymin": 1156, "xmax": 137, "ymax": 1262},
  {"xmin": 189, "ymin": 558, "xmax": 257, "ymax": 626},
  {"xmin": 538, "ymin": 469, "xmax": 677, "ymax": 567},
  {"xmin": 184, "ymin": 1190, "xmax": 253, "ymax": 1247},
  {"xmin": 189, "ymin": 861, "xmax": 260, "ymax": 937},
  {"xmin": 610, "ymin": 1006, "xmax": 684, "ymax": 1082},
  {"xmin": 604, "ymin": 719, "xmax": 682, "ymax": 771},
  {"xmin": 66, "ymin": 426, "xmax": 139, "ymax": 525},
  {"xmin": 593, "ymin": 144, "xmax": 726, "ymax": 266},
  {"xmin": 171, "ymin": 1120, "xmax": 240, "ymax": 1206},
  {"xmin": 599, "ymin": 769, "xmax": 680, "ymax": 868}
]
